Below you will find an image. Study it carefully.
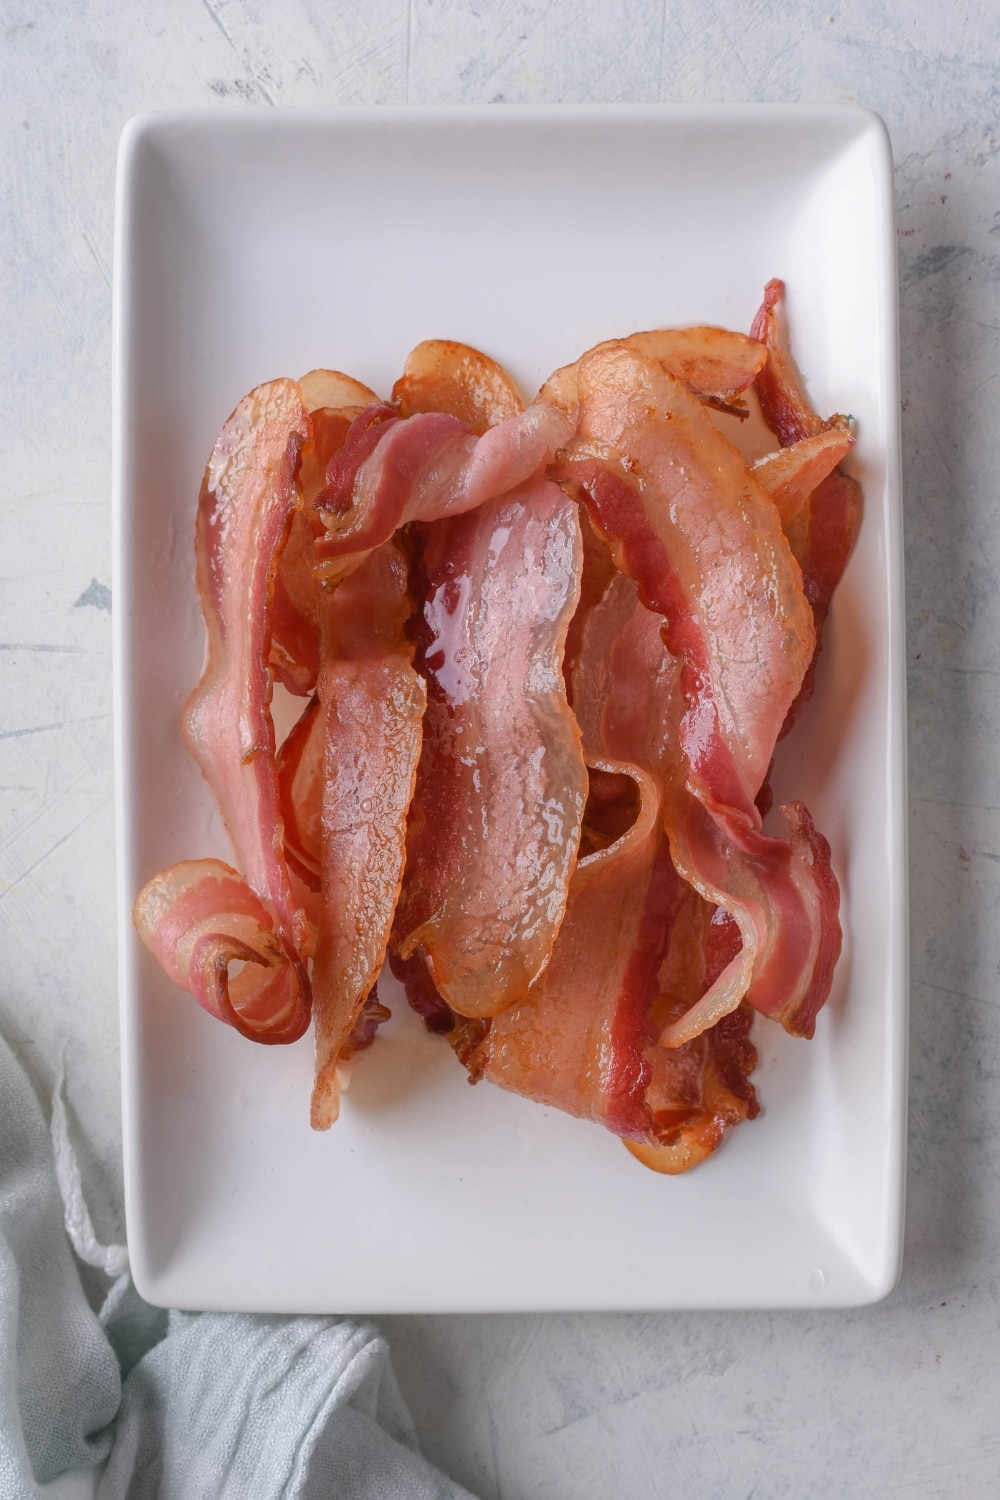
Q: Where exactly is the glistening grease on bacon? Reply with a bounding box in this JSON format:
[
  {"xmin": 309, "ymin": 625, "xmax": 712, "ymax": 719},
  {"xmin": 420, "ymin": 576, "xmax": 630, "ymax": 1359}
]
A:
[
  {"xmin": 312, "ymin": 400, "xmax": 574, "ymax": 579},
  {"xmin": 310, "ymin": 542, "xmax": 427, "ymax": 1130},
  {"xmin": 393, "ymin": 477, "xmax": 589, "ymax": 1018},
  {"xmin": 552, "ymin": 347, "xmax": 841, "ymax": 1043}
]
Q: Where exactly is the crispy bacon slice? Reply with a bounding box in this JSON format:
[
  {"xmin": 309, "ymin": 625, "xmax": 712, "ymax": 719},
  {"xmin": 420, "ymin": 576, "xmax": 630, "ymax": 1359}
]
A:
[
  {"xmin": 393, "ymin": 340, "xmax": 525, "ymax": 435},
  {"xmin": 312, "ymin": 401, "xmax": 574, "ymax": 574},
  {"xmin": 181, "ymin": 378, "xmax": 312, "ymax": 981},
  {"xmin": 393, "ymin": 477, "xmax": 588, "ymax": 1019},
  {"xmin": 553, "ymin": 351, "xmax": 841, "ymax": 1042},
  {"xmin": 538, "ymin": 325, "xmax": 766, "ymax": 421},
  {"xmin": 311, "ymin": 542, "xmax": 427, "ymax": 1130},
  {"xmin": 133, "ymin": 860, "xmax": 309, "ymax": 1043}
]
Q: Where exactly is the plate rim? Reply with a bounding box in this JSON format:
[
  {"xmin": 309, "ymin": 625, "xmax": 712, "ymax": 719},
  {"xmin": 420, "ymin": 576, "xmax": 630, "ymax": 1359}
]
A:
[{"xmin": 112, "ymin": 101, "xmax": 907, "ymax": 1313}]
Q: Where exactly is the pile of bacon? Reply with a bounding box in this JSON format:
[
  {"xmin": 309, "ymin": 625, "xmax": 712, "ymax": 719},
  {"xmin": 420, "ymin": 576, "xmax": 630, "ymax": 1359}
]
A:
[{"xmin": 133, "ymin": 280, "xmax": 860, "ymax": 1173}]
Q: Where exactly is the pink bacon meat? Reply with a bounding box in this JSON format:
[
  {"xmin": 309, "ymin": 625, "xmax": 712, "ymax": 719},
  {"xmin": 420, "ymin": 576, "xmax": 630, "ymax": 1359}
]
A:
[
  {"xmin": 393, "ymin": 476, "xmax": 589, "ymax": 1019},
  {"xmin": 553, "ymin": 345, "xmax": 841, "ymax": 1043},
  {"xmin": 181, "ymin": 378, "xmax": 311, "ymax": 955},
  {"xmin": 133, "ymin": 861, "xmax": 307, "ymax": 1043},
  {"xmin": 312, "ymin": 400, "xmax": 574, "ymax": 577},
  {"xmin": 408, "ymin": 582, "xmax": 760, "ymax": 1159},
  {"xmin": 135, "ymin": 379, "xmax": 312, "ymax": 1039}
]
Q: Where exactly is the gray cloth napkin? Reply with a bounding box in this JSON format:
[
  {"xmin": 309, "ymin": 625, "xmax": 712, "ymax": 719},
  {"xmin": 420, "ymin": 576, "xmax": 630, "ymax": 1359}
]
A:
[{"xmin": 0, "ymin": 1028, "xmax": 476, "ymax": 1499}]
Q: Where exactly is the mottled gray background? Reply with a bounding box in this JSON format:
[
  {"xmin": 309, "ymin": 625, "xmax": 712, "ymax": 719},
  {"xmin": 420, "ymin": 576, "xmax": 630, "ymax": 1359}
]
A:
[{"xmin": 1, "ymin": 3, "xmax": 997, "ymax": 1496}]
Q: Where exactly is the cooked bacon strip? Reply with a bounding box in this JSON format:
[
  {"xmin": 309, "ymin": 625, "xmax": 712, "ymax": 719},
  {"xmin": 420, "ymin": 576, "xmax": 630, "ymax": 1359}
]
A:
[
  {"xmin": 563, "ymin": 505, "xmax": 619, "ymax": 697},
  {"xmin": 538, "ymin": 325, "xmax": 766, "ymax": 421},
  {"xmin": 750, "ymin": 278, "xmax": 828, "ymax": 446},
  {"xmin": 270, "ymin": 510, "xmax": 324, "ymax": 695},
  {"xmin": 574, "ymin": 585, "xmax": 759, "ymax": 1156},
  {"xmin": 271, "ymin": 376, "xmax": 377, "ymax": 695},
  {"xmin": 339, "ymin": 987, "xmax": 392, "ymax": 1060},
  {"xmin": 276, "ymin": 693, "xmax": 322, "ymax": 893},
  {"xmin": 393, "ymin": 339, "xmax": 524, "ymax": 435},
  {"xmin": 312, "ymin": 401, "xmax": 574, "ymax": 572},
  {"xmin": 470, "ymin": 761, "xmax": 675, "ymax": 1138},
  {"xmin": 394, "ymin": 477, "xmax": 588, "ymax": 1018},
  {"xmin": 403, "ymin": 574, "xmax": 755, "ymax": 1165},
  {"xmin": 310, "ymin": 542, "xmax": 427, "ymax": 1129},
  {"xmin": 133, "ymin": 860, "xmax": 309, "ymax": 1043},
  {"xmin": 554, "ymin": 353, "xmax": 841, "ymax": 1042},
  {"xmin": 750, "ymin": 280, "xmax": 863, "ymax": 734},
  {"xmin": 592, "ymin": 572, "xmax": 839, "ymax": 1044},
  {"xmin": 298, "ymin": 368, "xmax": 380, "ymax": 414},
  {"xmin": 752, "ymin": 423, "xmax": 854, "ymax": 526},
  {"xmin": 556, "ymin": 346, "xmax": 815, "ymax": 812},
  {"xmin": 181, "ymin": 379, "xmax": 312, "ymax": 983},
  {"xmin": 632, "ymin": 896, "xmax": 758, "ymax": 1172}
]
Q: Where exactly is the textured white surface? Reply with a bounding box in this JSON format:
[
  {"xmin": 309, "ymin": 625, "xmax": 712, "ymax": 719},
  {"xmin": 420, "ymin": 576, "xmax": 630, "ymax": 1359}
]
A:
[{"xmin": 1, "ymin": 2, "xmax": 998, "ymax": 1495}]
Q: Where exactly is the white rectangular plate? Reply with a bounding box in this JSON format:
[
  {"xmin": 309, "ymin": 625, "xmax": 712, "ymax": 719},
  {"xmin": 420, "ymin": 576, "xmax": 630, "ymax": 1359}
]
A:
[{"xmin": 114, "ymin": 105, "xmax": 905, "ymax": 1312}]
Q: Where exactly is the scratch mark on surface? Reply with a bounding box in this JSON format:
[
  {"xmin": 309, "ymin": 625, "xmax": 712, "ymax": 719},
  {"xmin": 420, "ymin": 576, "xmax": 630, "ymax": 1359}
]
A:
[
  {"xmin": 199, "ymin": 0, "xmax": 275, "ymax": 104},
  {"xmin": 0, "ymin": 795, "xmax": 112, "ymax": 902},
  {"xmin": 0, "ymin": 768, "xmax": 89, "ymax": 859},
  {"xmin": 81, "ymin": 226, "xmax": 111, "ymax": 289},
  {"xmin": 901, "ymin": 244, "xmax": 972, "ymax": 286},
  {"xmin": 0, "ymin": 643, "xmax": 81, "ymax": 653},
  {"xmin": 0, "ymin": 713, "xmax": 111, "ymax": 744},
  {"xmin": 0, "ymin": 722, "xmax": 66, "ymax": 742}
]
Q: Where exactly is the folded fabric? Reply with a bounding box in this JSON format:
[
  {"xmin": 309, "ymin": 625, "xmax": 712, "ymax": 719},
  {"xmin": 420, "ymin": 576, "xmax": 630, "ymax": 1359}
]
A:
[{"xmin": 0, "ymin": 1027, "xmax": 478, "ymax": 1500}]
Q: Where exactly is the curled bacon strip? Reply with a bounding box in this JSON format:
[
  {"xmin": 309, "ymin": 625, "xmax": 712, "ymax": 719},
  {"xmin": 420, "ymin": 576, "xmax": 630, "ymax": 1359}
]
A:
[
  {"xmin": 133, "ymin": 860, "xmax": 309, "ymax": 1043},
  {"xmin": 574, "ymin": 582, "xmax": 759, "ymax": 1156},
  {"xmin": 753, "ymin": 424, "xmax": 854, "ymax": 527},
  {"xmin": 312, "ymin": 401, "xmax": 574, "ymax": 572},
  {"xmin": 135, "ymin": 381, "xmax": 313, "ymax": 1035},
  {"xmin": 538, "ymin": 325, "xmax": 766, "ymax": 421},
  {"xmin": 394, "ymin": 476, "xmax": 588, "ymax": 1019},
  {"xmin": 393, "ymin": 339, "xmax": 525, "ymax": 435},
  {"xmin": 554, "ymin": 348, "xmax": 841, "ymax": 1043},
  {"xmin": 750, "ymin": 280, "xmax": 863, "ymax": 735},
  {"xmin": 181, "ymin": 379, "xmax": 311, "ymax": 963}
]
